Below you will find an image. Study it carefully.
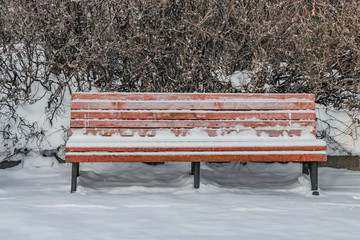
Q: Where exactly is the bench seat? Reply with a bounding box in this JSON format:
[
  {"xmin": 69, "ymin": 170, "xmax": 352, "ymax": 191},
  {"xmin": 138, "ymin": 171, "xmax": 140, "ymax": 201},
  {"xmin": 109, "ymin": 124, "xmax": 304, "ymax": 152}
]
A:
[{"xmin": 66, "ymin": 136, "xmax": 326, "ymax": 162}]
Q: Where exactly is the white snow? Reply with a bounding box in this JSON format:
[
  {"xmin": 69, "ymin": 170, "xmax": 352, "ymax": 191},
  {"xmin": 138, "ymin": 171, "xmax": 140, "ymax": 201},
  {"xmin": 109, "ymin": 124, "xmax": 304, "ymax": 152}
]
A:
[
  {"xmin": 316, "ymin": 104, "xmax": 360, "ymax": 155},
  {"xmin": 72, "ymin": 98, "xmax": 313, "ymax": 103},
  {"xmin": 66, "ymin": 140, "xmax": 326, "ymax": 149},
  {"xmin": 66, "ymin": 132, "xmax": 326, "ymax": 148},
  {"xmin": 1, "ymin": 154, "xmax": 360, "ymax": 239},
  {"xmin": 230, "ymin": 70, "xmax": 251, "ymax": 88},
  {"xmin": 70, "ymin": 109, "xmax": 316, "ymax": 113}
]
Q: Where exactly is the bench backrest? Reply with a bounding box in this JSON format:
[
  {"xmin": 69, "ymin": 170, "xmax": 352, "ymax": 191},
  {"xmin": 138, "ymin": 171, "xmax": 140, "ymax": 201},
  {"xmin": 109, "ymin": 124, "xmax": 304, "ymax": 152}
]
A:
[{"xmin": 69, "ymin": 93, "xmax": 316, "ymax": 138}]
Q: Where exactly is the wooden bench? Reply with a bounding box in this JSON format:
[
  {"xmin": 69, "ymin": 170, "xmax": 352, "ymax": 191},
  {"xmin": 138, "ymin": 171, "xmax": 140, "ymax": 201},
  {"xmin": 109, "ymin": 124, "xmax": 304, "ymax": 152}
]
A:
[{"xmin": 65, "ymin": 93, "xmax": 327, "ymax": 195}]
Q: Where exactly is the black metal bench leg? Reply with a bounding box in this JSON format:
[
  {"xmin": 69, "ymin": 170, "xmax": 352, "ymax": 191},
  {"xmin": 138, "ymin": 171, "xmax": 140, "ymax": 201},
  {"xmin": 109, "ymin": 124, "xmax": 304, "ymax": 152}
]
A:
[
  {"xmin": 309, "ymin": 162, "xmax": 319, "ymax": 196},
  {"xmin": 302, "ymin": 162, "xmax": 309, "ymax": 175},
  {"xmin": 191, "ymin": 162, "xmax": 195, "ymax": 175},
  {"xmin": 71, "ymin": 163, "xmax": 79, "ymax": 193},
  {"xmin": 76, "ymin": 162, "xmax": 80, "ymax": 177},
  {"xmin": 194, "ymin": 162, "xmax": 200, "ymax": 189}
]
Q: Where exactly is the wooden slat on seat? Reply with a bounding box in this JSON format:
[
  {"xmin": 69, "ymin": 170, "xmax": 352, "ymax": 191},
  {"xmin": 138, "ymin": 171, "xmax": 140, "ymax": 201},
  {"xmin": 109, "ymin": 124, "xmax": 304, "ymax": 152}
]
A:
[
  {"xmin": 66, "ymin": 145, "xmax": 327, "ymax": 152},
  {"xmin": 66, "ymin": 151, "xmax": 327, "ymax": 163}
]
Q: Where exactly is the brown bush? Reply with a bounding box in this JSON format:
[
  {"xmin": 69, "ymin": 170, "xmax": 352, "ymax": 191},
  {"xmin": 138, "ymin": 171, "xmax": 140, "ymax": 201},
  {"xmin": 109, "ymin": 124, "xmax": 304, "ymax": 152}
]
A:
[{"xmin": 0, "ymin": 0, "xmax": 359, "ymax": 158}]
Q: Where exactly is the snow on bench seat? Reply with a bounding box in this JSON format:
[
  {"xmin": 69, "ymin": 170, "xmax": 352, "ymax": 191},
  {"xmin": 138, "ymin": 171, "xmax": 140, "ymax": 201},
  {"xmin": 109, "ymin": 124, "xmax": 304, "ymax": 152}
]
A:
[
  {"xmin": 65, "ymin": 92, "xmax": 327, "ymax": 194},
  {"xmin": 66, "ymin": 134, "xmax": 326, "ymax": 154}
]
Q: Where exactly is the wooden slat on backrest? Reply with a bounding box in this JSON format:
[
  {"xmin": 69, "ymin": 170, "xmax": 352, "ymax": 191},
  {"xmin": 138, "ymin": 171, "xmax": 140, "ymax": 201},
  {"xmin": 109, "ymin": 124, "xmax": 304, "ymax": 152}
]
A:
[
  {"xmin": 70, "ymin": 119, "xmax": 315, "ymax": 128},
  {"xmin": 71, "ymin": 101, "xmax": 314, "ymax": 111},
  {"xmin": 71, "ymin": 93, "xmax": 315, "ymax": 101},
  {"xmin": 71, "ymin": 93, "xmax": 315, "ymax": 110},
  {"xmin": 70, "ymin": 111, "xmax": 315, "ymax": 120},
  {"xmin": 70, "ymin": 93, "xmax": 316, "ymax": 137}
]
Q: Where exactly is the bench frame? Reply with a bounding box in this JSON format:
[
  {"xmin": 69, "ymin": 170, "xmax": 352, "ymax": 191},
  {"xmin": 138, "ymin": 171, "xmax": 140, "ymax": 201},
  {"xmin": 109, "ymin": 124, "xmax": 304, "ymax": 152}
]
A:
[
  {"xmin": 66, "ymin": 93, "xmax": 326, "ymax": 195},
  {"xmin": 70, "ymin": 161, "xmax": 319, "ymax": 194}
]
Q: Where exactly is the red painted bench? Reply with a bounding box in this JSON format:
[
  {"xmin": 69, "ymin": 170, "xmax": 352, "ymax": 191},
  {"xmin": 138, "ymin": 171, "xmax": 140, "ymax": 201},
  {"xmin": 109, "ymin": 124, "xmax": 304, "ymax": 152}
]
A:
[{"xmin": 65, "ymin": 93, "xmax": 327, "ymax": 195}]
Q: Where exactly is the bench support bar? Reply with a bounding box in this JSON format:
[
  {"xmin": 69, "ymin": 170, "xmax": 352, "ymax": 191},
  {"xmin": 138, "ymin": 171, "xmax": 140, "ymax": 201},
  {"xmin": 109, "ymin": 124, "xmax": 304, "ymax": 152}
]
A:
[
  {"xmin": 71, "ymin": 163, "xmax": 79, "ymax": 193},
  {"xmin": 194, "ymin": 162, "xmax": 200, "ymax": 189}
]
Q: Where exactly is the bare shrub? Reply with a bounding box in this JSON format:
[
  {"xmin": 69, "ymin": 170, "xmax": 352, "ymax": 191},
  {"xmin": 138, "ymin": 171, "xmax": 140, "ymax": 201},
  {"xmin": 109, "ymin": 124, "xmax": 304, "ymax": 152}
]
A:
[{"xmin": 0, "ymin": 0, "xmax": 359, "ymax": 159}]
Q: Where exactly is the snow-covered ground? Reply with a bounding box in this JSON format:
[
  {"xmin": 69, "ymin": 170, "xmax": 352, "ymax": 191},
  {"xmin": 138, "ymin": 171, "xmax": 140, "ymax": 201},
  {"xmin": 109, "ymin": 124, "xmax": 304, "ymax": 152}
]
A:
[{"xmin": 1, "ymin": 155, "xmax": 360, "ymax": 240}]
